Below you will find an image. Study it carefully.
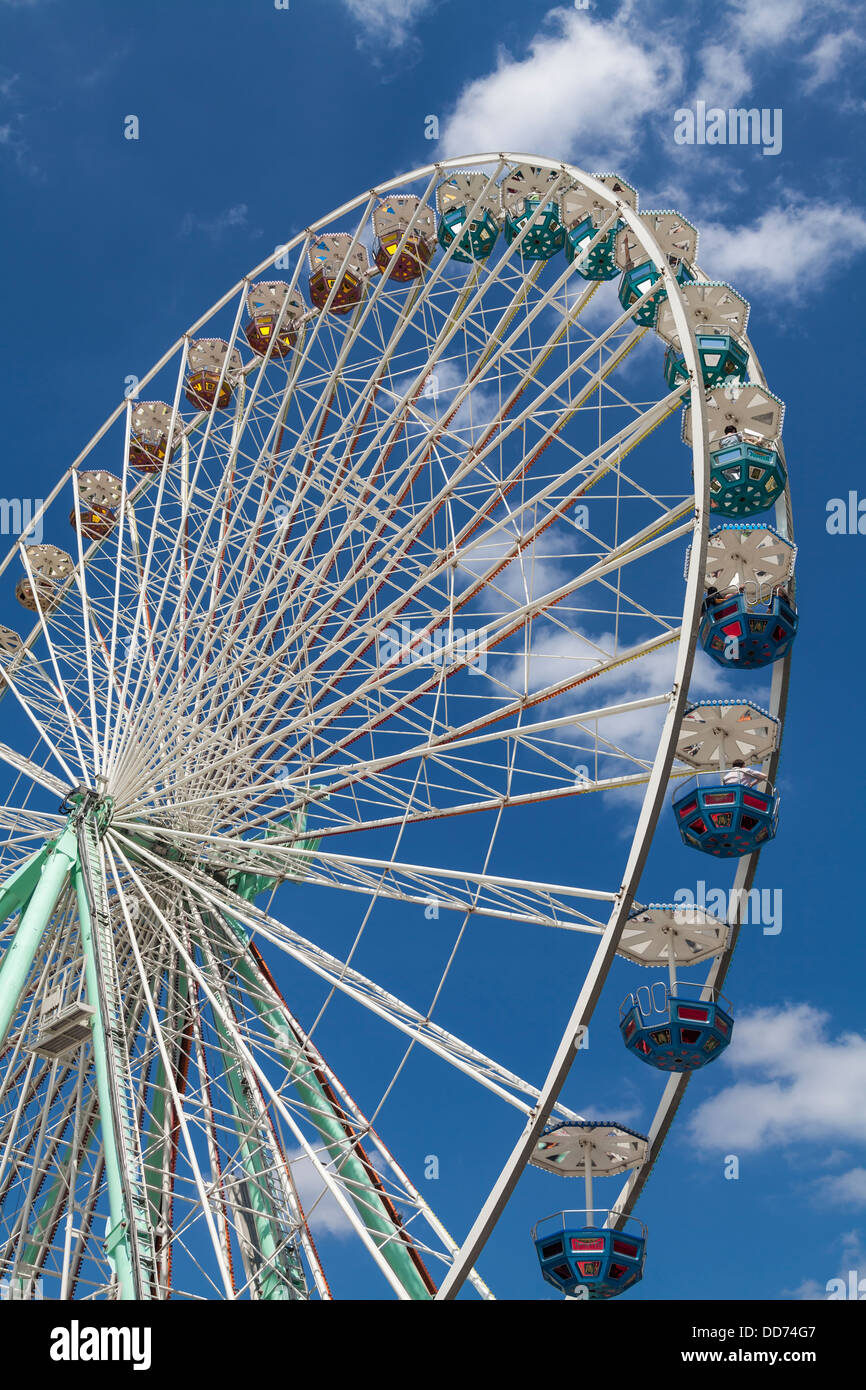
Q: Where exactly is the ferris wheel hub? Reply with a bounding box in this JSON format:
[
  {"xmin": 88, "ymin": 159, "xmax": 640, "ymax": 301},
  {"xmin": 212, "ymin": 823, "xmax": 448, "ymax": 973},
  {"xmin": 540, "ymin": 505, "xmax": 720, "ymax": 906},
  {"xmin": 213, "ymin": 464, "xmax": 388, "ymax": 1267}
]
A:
[{"xmin": 58, "ymin": 784, "xmax": 114, "ymax": 833}]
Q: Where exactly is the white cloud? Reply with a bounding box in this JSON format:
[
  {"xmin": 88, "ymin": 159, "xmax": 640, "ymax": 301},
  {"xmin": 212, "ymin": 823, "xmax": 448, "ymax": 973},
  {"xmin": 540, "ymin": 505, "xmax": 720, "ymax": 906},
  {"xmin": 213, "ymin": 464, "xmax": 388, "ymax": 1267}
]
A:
[
  {"xmin": 802, "ymin": 28, "xmax": 865, "ymax": 93},
  {"xmin": 786, "ymin": 1277, "xmax": 828, "ymax": 1300},
  {"xmin": 692, "ymin": 42, "xmax": 753, "ymax": 107},
  {"xmin": 440, "ymin": 7, "xmax": 682, "ymax": 166},
  {"xmin": 687, "ymin": 1004, "xmax": 866, "ymax": 1151},
  {"xmin": 817, "ymin": 1167, "xmax": 866, "ymax": 1207},
  {"xmin": 730, "ymin": 0, "xmax": 811, "ymax": 45},
  {"xmin": 286, "ymin": 1149, "xmax": 354, "ymax": 1238},
  {"xmin": 341, "ymin": 0, "xmax": 434, "ymax": 47},
  {"xmin": 698, "ymin": 197, "xmax": 866, "ymax": 295}
]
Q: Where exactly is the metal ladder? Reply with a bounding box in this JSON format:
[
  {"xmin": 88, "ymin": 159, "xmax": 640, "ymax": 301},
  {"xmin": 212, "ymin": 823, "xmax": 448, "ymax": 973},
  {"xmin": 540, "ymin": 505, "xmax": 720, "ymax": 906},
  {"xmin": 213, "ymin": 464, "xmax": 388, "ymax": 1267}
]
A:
[{"xmin": 78, "ymin": 815, "xmax": 157, "ymax": 1297}]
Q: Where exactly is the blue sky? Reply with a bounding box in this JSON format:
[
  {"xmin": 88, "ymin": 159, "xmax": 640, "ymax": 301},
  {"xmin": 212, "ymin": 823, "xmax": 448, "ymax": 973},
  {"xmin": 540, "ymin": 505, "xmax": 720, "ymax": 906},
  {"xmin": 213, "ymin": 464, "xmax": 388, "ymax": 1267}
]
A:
[{"xmin": 1, "ymin": 0, "xmax": 865, "ymax": 1301}]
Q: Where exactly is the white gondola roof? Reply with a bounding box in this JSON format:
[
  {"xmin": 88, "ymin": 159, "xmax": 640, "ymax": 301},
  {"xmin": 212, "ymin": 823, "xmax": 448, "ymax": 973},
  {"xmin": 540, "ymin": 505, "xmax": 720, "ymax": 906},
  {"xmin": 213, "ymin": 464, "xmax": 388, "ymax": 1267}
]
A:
[
  {"xmin": 675, "ymin": 700, "xmax": 780, "ymax": 768},
  {"xmin": 683, "ymin": 381, "xmax": 784, "ymax": 447},
  {"xmin": 619, "ymin": 903, "xmax": 729, "ymax": 966},
  {"xmin": 685, "ymin": 523, "xmax": 796, "ymax": 589},
  {"xmin": 530, "ymin": 1120, "xmax": 648, "ymax": 1177},
  {"xmin": 655, "ymin": 280, "xmax": 750, "ymax": 347}
]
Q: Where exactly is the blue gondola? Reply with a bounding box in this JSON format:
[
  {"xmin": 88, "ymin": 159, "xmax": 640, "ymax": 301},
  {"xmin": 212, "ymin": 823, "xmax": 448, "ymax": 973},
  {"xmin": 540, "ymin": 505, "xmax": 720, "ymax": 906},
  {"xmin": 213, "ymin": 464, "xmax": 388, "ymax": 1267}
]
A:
[
  {"xmin": 700, "ymin": 589, "xmax": 798, "ymax": 669},
  {"xmin": 565, "ymin": 216, "xmax": 620, "ymax": 281},
  {"xmin": 709, "ymin": 435, "xmax": 788, "ymax": 519},
  {"xmin": 672, "ymin": 774, "xmax": 779, "ymax": 857},
  {"xmin": 437, "ymin": 205, "xmax": 500, "ymax": 263},
  {"xmin": 663, "ymin": 332, "xmax": 750, "ymax": 391},
  {"xmin": 504, "ymin": 197, "xmax": 566, "ymax": 261},
  {"xmin": 533, "ymin": 1212, "xmax": 647, "ymax": 1300},
  {"xmin": 618, "ymin": 258, "xmax": 692, "ymax": 326},
  {"xmin": 620, "ymin": 983, "xmax": 734, "ymax": 1072}
]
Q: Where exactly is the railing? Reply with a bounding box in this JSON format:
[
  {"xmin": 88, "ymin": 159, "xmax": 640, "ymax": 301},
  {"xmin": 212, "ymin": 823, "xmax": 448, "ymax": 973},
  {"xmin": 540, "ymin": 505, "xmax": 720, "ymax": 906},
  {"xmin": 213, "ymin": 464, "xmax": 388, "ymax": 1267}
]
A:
[
  {"xmin": 619, "ymin": 978, "xmax": 733, "ymax": 1024},
  {"xmin": 532, "ymin": 1209, "xmax": 647, "ymax": 1241},
  {"xmin": 672, "ymin": 771, "xmax": 776, "ymax": 804},
  {"xmin": 703, "ymin": 582, "xmax": 795, "ymax": 612}
]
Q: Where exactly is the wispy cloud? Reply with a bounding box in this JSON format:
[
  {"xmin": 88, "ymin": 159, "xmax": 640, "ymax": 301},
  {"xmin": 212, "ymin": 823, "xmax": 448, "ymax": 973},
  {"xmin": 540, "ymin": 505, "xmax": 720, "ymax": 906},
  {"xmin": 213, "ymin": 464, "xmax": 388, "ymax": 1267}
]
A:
[
  {"xmin": 78, "ymin": 44, "xmax": 130, "ymax": 89},
  {"xmin": 816, "ymin": 1167, "xmax": 866, "ymax": 1207},
  {"xmin": 699, "ymin": 197, "xmax": 866, "ymax": 295},
  {"xmin": 340, "ymin": 0, "xmax": 435, "ymax": 48},
  {"xmin": 802, "ymin": 28, "xmax": 865, "ymax": 94},
  {"xmin": 691, "ymin": 41, "xmax": 753, "ymax": 107},
  {"xmin": 179, "ymin": 203, "xmax": 249, "ymax": 241}
]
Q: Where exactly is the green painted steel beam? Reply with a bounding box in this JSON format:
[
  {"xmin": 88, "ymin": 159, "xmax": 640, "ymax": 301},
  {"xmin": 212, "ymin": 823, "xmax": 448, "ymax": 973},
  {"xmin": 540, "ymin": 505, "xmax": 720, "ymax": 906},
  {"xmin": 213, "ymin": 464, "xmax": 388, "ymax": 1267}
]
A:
[
  {"xmin": 0, "ymin": 847, "xmax": 49, "ymax": 928},
  {"xmin": 227, "ymin": 810, "xmax": 321, "ymax": 903},
  {"xmin": 197, "ymin": 942, "xmax": 307, "ymax": 1300},
  {"xmin": 212, "ymin": 810, "xmax": 433, "ymax": 1299},
  {"xmin": 229, "ymin": 939, "xmax": 432, "ymax": 1300},
  {"xmin": 0, "ymin": 827, "xmax": 77, "ymax": 1048}
]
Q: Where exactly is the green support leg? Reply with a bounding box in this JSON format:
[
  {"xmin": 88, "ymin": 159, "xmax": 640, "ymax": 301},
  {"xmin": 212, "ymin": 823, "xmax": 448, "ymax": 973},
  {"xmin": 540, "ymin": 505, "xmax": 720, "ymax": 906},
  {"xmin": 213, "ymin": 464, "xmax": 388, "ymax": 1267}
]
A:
[
  {"xmin": 196, "ymin": 937, "xmax": 307, "ymax": 1300},
  {"xmin": 232, "ymin": 943, "xmax": 433, "ymax": 1300},
  {"xmin": 0, "ymin": 847, "xmax": 49, "ymax": 926},
  {"xmin": 0, "ymin": 829, "xmax": 77, "ymax": 1048}
]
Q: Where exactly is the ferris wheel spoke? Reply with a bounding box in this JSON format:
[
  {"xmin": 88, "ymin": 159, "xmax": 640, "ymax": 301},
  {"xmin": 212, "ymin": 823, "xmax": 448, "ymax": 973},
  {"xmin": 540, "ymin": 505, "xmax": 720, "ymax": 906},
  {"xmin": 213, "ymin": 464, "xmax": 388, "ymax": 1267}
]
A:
[
  {"xmin": 103, "ymin": 847, "xmax": 237, "ymax": 1299},
  {"xmin": 107, "ymin": 845, "xmax": 432, "ymax": 1299},
  {"xmin": 234, "ymin": 295, "xmax": 659, "ymax": 728},
  {"xmin": 107, "ymin": 184, "xmax": 411, "ymax": 772},
  {"xmin": 114, "ymin": 821, "xmax": 614, "ymax": 931},
  {"xmin": 246, "ymin": 692, "xmax": 670, "ymax": 834},
  {"xmin": 0, "ymin": 1065, "xmax": 87, "ymax": 1279},
  {"xmin": 109, "ymin": 257, "xmax": 568, "ymax": 770},
  {"xmin": 265, "ymin": 240, "xmax": 595, "ymax": 649},
  {"xmin": 238, "ymin": 940, "xmax": 492, "ymax": 1298},
  {"xmin": 6, "ymin": 649, "xmax": 106, "ymax": 777},
  {"xmin": 1, "ymin": 916, "xmax": 161, "ymax": 1291},
  {"xmin": 129, "ymin": 480, "xmax": 690, "ymax": 817},
  {"xmin": 109, "ymin": 832, "xmax": 584, "ymax": 1123},
  {"xmin": 111, "ymin": 340, "xmax": 683, "ymax": 817},
  {"xmin": 103, "ymin": 347, "xmax": 193, "ymax": 779},
  {"xmin": 0, "ymin": 737, "xmax": 68, "ymax": 798},
  {"xmin": 9, "ymin": 1072, "xmax": 95, "ymax": 1289},
  {"xmin": 246, "ymin": 515, "xmax": 691, "ymax": 789},
  {"xmin": 69, "ymin": 473, "xmax": 107, "ymax": 780},
  {"xmin": 115, "ymin": 615, "xmax": 681, "ymax": 829},
  {"xmin": 228, "ymin": 390, "xmax": 689, "ymax": 779},
  {"xmin": 1, "ymin": 612, "xmax": 90, "ymax": 791},
  {"xmin": 123, "ymin": 202, "xmax": 622, "ymax": 761}
]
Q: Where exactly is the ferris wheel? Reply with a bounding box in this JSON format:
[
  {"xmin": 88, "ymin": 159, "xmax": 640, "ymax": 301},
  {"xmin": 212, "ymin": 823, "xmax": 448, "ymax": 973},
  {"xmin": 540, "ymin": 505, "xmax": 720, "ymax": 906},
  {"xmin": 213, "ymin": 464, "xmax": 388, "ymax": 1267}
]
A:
[{"xmin": 0, "ymin": 155, "xmax": 795, "ymax": 1301}]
